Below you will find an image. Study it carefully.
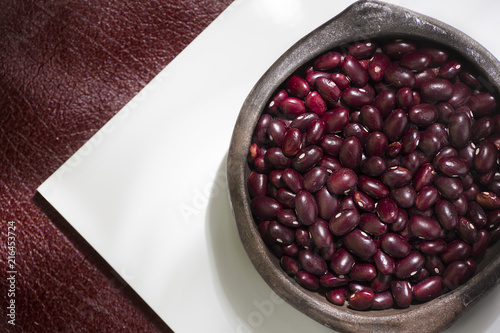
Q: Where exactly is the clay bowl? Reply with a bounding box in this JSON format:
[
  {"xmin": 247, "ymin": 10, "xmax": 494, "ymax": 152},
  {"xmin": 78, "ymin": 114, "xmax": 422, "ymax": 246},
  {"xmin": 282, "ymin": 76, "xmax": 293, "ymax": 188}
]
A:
[{"xmin": 227, "ymin": 1, "xmax": 500, "ymax": 332}]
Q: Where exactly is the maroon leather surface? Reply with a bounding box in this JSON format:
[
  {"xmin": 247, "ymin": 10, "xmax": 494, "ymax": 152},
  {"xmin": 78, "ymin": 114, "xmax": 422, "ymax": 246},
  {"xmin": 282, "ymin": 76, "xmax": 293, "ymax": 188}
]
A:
[{"xmin": 0, "ymin": 1, "xmax": 233, "ymax": 332}]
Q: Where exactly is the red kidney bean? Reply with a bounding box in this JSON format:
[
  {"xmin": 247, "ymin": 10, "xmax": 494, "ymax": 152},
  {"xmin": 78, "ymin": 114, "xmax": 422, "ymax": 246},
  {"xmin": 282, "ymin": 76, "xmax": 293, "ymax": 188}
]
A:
[
  {"xmin": 295, "ymin": 227, "xmax": 314, "ymax": 249},
  {"xmin": 302, "ymin": 166, "xmax": 328, "ymax": 193},
  {"xmin": 384, "ymin": 63, "xmax": 416, "ymax": 89},
  {"xmin": 390, "ymin": 184, "xmax": 417, "ymax": 209},
  {"xmin": 487, "ymin": 209, "xmax": 500, "ymax": 230},
  {"xmin": 290, "ymin": 112, "xmax": 318, "ymax": 132},
  {"xmin": 373, "ymin": 89, "xmax": 396, "ymax": 117},
  {"xmin": 418, "ymin": 131, "xmax": 442, "ymax": 157},
  {"xmin": 368, "ymin": 52, "xmax": 391, "ymax": 82},
  {"xmin": 327, "ymin": 167, "xmax": 358, "ymax": 195},
  {"xmin": 458, "ymin": 142, "xmax": 476, "ymax": 168},
  {"xmin": 443, "ymin": 260, "xmax": 473, "ymax": 290},
  {"xmin": 315, "ymin": 76, "xmax": 341, "ymax": 104},
  {"xmin": 278, "ymin": 97, "xmax": 306, "ymax": 119},
  {"xmin": 376, "ymin": 197, "xmax": 399, "ymax": 224},
  {"xmin": 294, "ymin": 190, "xmax": 318, "ymax": 225},
  {"xmin": 413, "ymin": 276, "xmax": 443, "ymax": 302},
  {"xmin": 247, "ymin": 171, "xmax": 268, "ymax": 198},
  {"xmin": 321, "ymin": 273, "xmax": 349, "ymax": 288},
  {"xmin": 341, "ymin": 87, "xmax": 374, "ymax": 109},
  {"xmin": 373, "ymin": 248, "xmax": 395, "ymax": 275},
  {"xmin": 383, "ymin": 109, "xmax": 408, "ymax": 142},
  {"xmin": 267, "ymin": 120, "xmax": 287, "ymax": 147},
  {"xmin": 395, "ymin": 251, "xmax": 425, "ymax": 279},
  {"xmin": 425, "ymin": 255, "xmax": 445, "ymax": 276},
  {"xmin": 349, "ymin": 41, "xmax": 377, "ymax": 59},
  {"xmin": 381, "ymin": 233, "xmax": 410, "ymax": 258},
  {"xmin": 467, "ymin": 201, "xmax": 487, "ymax": 228},
  {"xmin": 282, "ymin": 128, "xmax": 303, "ymax": 157},
  {"xmin": 448, "ymin": 82, "xmax": 471, "ymax": 107},
  {"xmin": 276, "ymin": 188, "xmax": 296, "ymax": 209},
  {"xmin": 329, "ymin": 73, "xmax": 350, "ymax": 90},
  {"xmin": 319, "ymin": 134, "xmax": 343, "ymax": 157},
  {"xmin": 401, "ymin": 128, "xmax": 420, "ymax": 154},
  {"xmin": 277, "ymin": 209, "xmax": 300, "ymax": 228},
  {"xmin": 391, "ymin": 280, "xmax": 413, "ymax": 308},
  {"xmin": 355, "ymin": 176, "xmax": 388, "ymax": 199},
  {"xmin": 400, "ymin": 51, "xmax": 431, "ymax": 71},
  {"xmin": 341, "ymin": 196, "xmax": 357, "ymax": 211},
  {"xmin": 319, "ymin": 155, "xmax": 342, "ymax": 173},
  {"xmin": 474, "ymin": 140, "xmax": 498, "ymax": 174},
  {"xmin": 295, "ymin": 270, "xmax": 320, "ymax": 291},
  {"xmin": 359, "ymin": 105, "xmax": 383, "ymax": 132},
  {"xmin": 420, "ymin": 45, "xmax": 448, "ymax": 66},
  {"xmin": 265, "ymin": 147, "xmax": 292, "ymax": 169},
  {"xmin": 267, "ymin": 90, "xmax": 288, "ymax": 115},
  {"xmin": 360, "ymin": 213, "xmax": 387, "ymax": 236},
  {"xmin": 353, "ymin": 191, "xmax": 376, "ymax": 212},
  {"xmin": 318, "ymin": 242, "xmax": 336, "ymax": 261},
  {"xmin": 457, "ymin": 216, "xmax": 478, "ymax": 244},
  {"xmin": 292, "ymin": 145, "xmax": 323, "ymax": 173},
  {"xmin": 343, "ymin": 228, "xmax": 377, "ymax": 260},
  {"xmin": 390, "ymin": 208, "xmax": 409, "ymax": 233},
  {"xmin": 381, "ymin": 166, "xmax": 412, "ymax": 189},
  {"xmin": 330, "ymin": 248, "xmax": 355, "ymax": 276},
  {"xmin": 309, "ymin": 218, "xmax": 333, "ymax": 249},
  {"xmin": 419, "ymin": 239, "xmax": 447, "ymax": 255},
  {"xmin": 371, "ymin": 291, "xmax": 394, "ymax": 310},
  {"xmin": 304, "ymin": 91, "xmax": 327, "ymax": 116},
  {"xmin": 448, "ymin": 112, "xmax": 471, "ymax": 148},
  {"xmin": 305, "ymin": 71, "xmax": 331, "ymax": 87},
  {"xmin": 476, "ymin": 191, "xmax": 500, "ymax": 210},
  {"xmin": 386, "ymin": 141, "xmax": 402, "ymax": 159},
  {"xmin": 325, "ymin": 288, "xmax": 347, "ymax": 306},
  {"xmin": 280, "ymin": 256, "xmax": 300, "ymax": 276},
  {"xmin": 364, "ymin": 132, "xmax": 388, "ymax": 157},
  {"xmin": 413, "ymin": 164, "xmax": 436, "ymax": 192},
  {"xmin": 321, "ymin": 108, "xmax": 349, "ymax": 134},
  {"xmin": 313, "ymin": 51, "xmax": 341, "ymax": 71},
  {"xmin": 360, "ymin": 156, "xmax": 387, "ymax": 177},
  {"xmin": 371, "ymin": 272, "xmax": 392, "ymax": 293},
  {"xmin": 315, "ymin": 186, "xmax": 340, "ymax": 221},
  {"xmin": 383, "ymin": 40, "xmax": 417, "ymax": 59},
  {"xmin": 329, "ymin": 209, "xmax": 360, "ymax": 236},
  {"xmin": 401, "ymin": 151, "xmax": 426, "ymax": 175},
  {"xmin": 420, "ymin": 79, "xmax": 453, "ymax": 103},
  {"xmin": 415, "ymin": 186, "xmax": 440, "ymax": 211},
  {"xmin": 441, "ymin": 239, "xmax": 472, "ymax": 264},
  {"xmin": 471, "ymin": 229, "xmax": 490, "ymax": 257},
  {"xmin": 436, "ymin": 156, "xmax": 468, "ymax": 177},
  {"xmin": 452, "ymin": 195, "xmax": 469, "ymax": 216},
  {"xmin": 349, "ymin": 263, "xmax": 377, "ymax": 282},
  {"xmin": 409, "ymin": 216, "xmax": 441, "ymax": 240},
  {"xmin": 251, "ymin": 196, "xmax": 282, "ymax": 221},
  {"xmin": 298, "ymin": 249, "xmax": 327, "ymax": 276},
  {"xmin": 342, "ymin": 55, "xmax": 369, "ymax": 87},
  {"xmin": 436, "ymin": 102, "xmax": 455, "ymax": 124},
  {"xmin": 434, "ymin": 175, "xmax": 463, "ymax": 200},
  {"xmin": 468, "ymin": 92, "xmax": 497, "ymax": 117},
  {"xmin": 268, "ymin": 220, "xmax": 295, "ymax": 245},
  {"xmin": 339, "ymin": 136, "xmax": 363, "ymax": 169},
  {"xmin": 305, "ymin": 118, "xmax": 326, "ymax": 145},
  {"xmin": 343, "ymin": 123, "xmax": 370, "ymax": 146},
  {"xmin": 471, "ymin": 116, "xmax": 495, "ymax": 142},
  {"xmin": 348, "ymin": 290, "xmax": 375, "ymax": 310},
  {"xmin": 438, "ymin": 60, "xmax": 462, "ymax": 79},
  {"xmin": 281, "ymin": 168, "xmax": 303, "ymax": 193},
  {"xmin": 434, "ymin": 200, "xmax": 459, "ymax": 231},
  {"xmin": 286, "ymin": 75, "xmax": 310, "ymax": 99}
]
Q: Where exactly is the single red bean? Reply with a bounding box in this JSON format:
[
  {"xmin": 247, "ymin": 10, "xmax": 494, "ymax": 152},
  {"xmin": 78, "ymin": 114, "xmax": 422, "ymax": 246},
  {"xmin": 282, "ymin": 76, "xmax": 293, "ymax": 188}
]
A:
[
  {"xmin": 315, "ymin": 186, "xmax": 340, "ymax": 220},
  {"xmin": 320, "ymin": 273, "xmax": 349, "ymax": 288},
  {"xmin": 359, "ymin": 105, "xmax": 383, "ymax": 132},
  {"xmin": 356, "ymin": 176, "xmax": 388, "ymax": 200},
  {"xmin": 319, "ymin": 134, "xmax": 343, "ymax": 157},
  {"xmin": 309, "ymin": 218, "xmax": 333, "ymax": 248},
  {"xmin": 380, "ymin": 166, "xmax": 412, "ymax": 189},
  {"xmin": 382, "ymin": 40, "xmax": 417, "ymax": 59},
  {"xmin": 457, "ymin": 216, "xmax": 479, "ymax": 244},
  {"xmin": 329, "ymin": 209, "xmax": 360, "ymax": 236},
  {"xmin": 342, "ymin": 55, "xmax": 369, "ymax": 87},
  {"xmin": 298, "ymin": 249, "xmax": 327, "ymax": 276},
  {"xmin": 413, "ymin": 163, "xmax": 436, "ymax": 192},
  {"xmin": 452, "ymin": 195, "xmax": 469, "ymax": 216},
  {"xmin": 374, "ymin": 248, "xmax": 395, "ymax": 275},
  {"xmin": 326, "ymin": 288, "xmax": 347, "ymax": 306},
  {"xmin": 339, "ymin": 136, "xmax": 363, "ymax": 169},
  {"xmin": 420, "ymin": 79, "xmax": 454, "ymax": 102},
  {"xmin": 364, "ymin": 131, "xmax": 388, "ymax": 157},
  {"xmin": 448, "ymin": 82, "xmax": 471, "ymax": 107},
  {"xmin": 341, "ymin": 87, "xmax": 374, "ymax": 109},
  {"xmin": 468, "ymin": 92, "xmax": 497, "ymax": 117},
  {"xmin": 296, "ymin": 270, "xmax": 320, "ymax": 290},
  {"xmin": 395, "ymin": 251, "xmax": 425, "ymax": 279},
  {"xmin": 353, "ymin": 191, "xmax": 376, "ymax": 212},
  {"xmin": 376, "ymin": 197, "xmax": 399, "ymax": 224},
  {"xmin": 437, "ymin": 156, "xmax": 468, "ymax": 177},
  {"xmin": 400, "ymin": 51, "xmax": 431, "ymax": 71},
  {"xmin": 383, "ymin": 109, "xmax": 408, "ymax": 142},
  {"xmin": 276, "ymin": 188, "xmax": 296, "ymax": 209},
  {"xmin": 315, "ymin": 76, "xmax": 341, "ymax": 104},
  {"xmin": 303, "ymin": 166, "xmax": 328, "ymax": 193},
  {"xmin": 381, "ymin": 232, "xmax": 410, "ymax": 259},
  {"xmin": 305, "ymin": 118, "xmax": 326, "ymax": 145},
  {"xmin": 278, "ymin": 97, "xmax": 306, "ymax": 119},
  {"xmin": 438, "ymin": 60, "xmax": 462, "ymax": 79},
  {"xmin": 360, "ymin": 156, "xmax": 387, "ymax": 177},
  {"xmin": 304, "ymin": 91, "xmax": 327, "ymax": 116},
  {"xmin": 368, "ymin": 52, "xmax": 391, "ymax": 82},
  {"xmin": 360, "ymin": 213, "xmax": 387, "ymax": 236},
  {"xmin": 371, "ymin": 291, "xmax": 394, "ymax": 310},
  {"xmin": 321, "ymin": 108, "xmax": 349, "ymax": 133},
  {"xmin": 401, "ymin": 128, "xmax": 420, "ymax": 154},
  {"xmin": 434, "ymin": 200, "xmax": 458, "ymax": 230},
  {"xmin": 295, "ymin": 227, "xmax": 314, "ymax": 249},
  {"xmin": 434, "ymin": 175, "xmax": 463, "ymax": 200},
  {"xmin": 280, "ymin": 256, "xmax": 300, "ymax": 276},
  {"xmin": 292, "ymin": 145, "xmax": 323, "ymax": 173},
  {"xmin": 409, "ymin": 216, "xmax": 441, "ymax": 240},
  {"xmin": 331, "ymin": 72, "xmax": 351, "ymax": 90},
  {"xmin": 290, "ymin": 112, "xmax": 318, "ymax": 132},
  {"xmin": 391, "ymin": 280, "xmax": 413, "ymax": 308},
  {"xmin": 294, "ymin": 190, "xmax": 318, "ymax": 226},
  {"xmin": 371, "ymin": 272, "xmax": 392, "ymax": 293},
  {"xmin": 327, "ymin": 167, "xmax": 358, "ymax": 195},
  {"xmin": 281, "ymin": 168, "xmax": 303, "ymax": 193},
  {"xmin": 282, "ymin": 128, "xmax": 302, "ymax": 157},
  {"xmin": 314, "ymin": 51, "xmax": 341, "ymax": 71},
  {"xmin": 390, "ymin": 209, "xmax": 409, "ymax": 233},
  {"xmin": 268, "ymin": 220, "xmax": 295, "ymax": 245},
  {"xmin": 349, "ymin": 263, "xmax": 377, "ymax": 282},
  {"xmin": 467, "ymin": 201, "xmax": 488, "ymax": 228},
  {"xmin": 267, "ymin": 90, "xmax": 288, "ymax": 115},
  {"xmin": 441, "ymin": 240, "xmax": 472, "ymax": 264},
  {"xmin": 343, "ymin": 228, "xmax": 377, "ymax": 260},
  {"xmin": 415, "ymin": 186, "xmax": 440, "ymax": 211},
  {"xmin": 373, "ymin": 89, "xmax": 396, "ymax": 117},
  {"xmin": 267, "ymin": 120, "xmax": 287, "ymax": 147},
  {"xmin": 390, "ymin": 184, "xmax": 417, "ymax": 209},
  {"xmin": 383, "ymin": 64, "xmax": 416, "ymax": 89},
  {"xmin": 419, "ymin": 239, "xmax": 447, "ymax": 255},
  {"xmin": 476, "ymin": 191, "xmax": 500, "ymax": 210},
  {"xmin": 277, "ymin": 209, "xmax": 300, "ymax": 228},
  {"xmin": 349, "ymin": 41, "xmax": 377, "ymax": 59},
  {"xmin": 418, "ymin": 131, "xmax": 442, "ymax": 157},
  {"xmin": 247, "ymin": 171, "xmax": 268, "ymax": 198},
  {"xmin": 413, "ymin": 276, "xmax": 443, "ymax": 302},
  {"xmin": 436, "ymin": 102, "xmax": 455, "ymax": 124},
  {"xmin": 319, "ymin": 155, "xmax": 341, "ymax": 173},
  {"xmin": 305, "ymin": 71, "xmax": 331, "ymax": 87},
  {"xmin": 443, "ymin": 260, "xmax": 473, "ymax": 290},
  {"xmin": 420, "ymin": 45, "xmax": 448, "ymax": 66},
  {"xmin": 448, "ymin": 112, "xmax": 471, "ymax": 149},
  {"xmin": 471, "ymin": 116, "xmax": 495, "ymax": 142},
  {"xmin": 286, "ymin": 75, "xmax": 310, "ymax": 99},
  {"xmin": 343, "ymin": 122, "xmax": 370, "ymax": 146},
  {"xmin": 474, "ymin": 140, "xmax": 498, "ymax": 173},
  {"xmin": 349, "ymin": 290, "xmax": 375, "ymax": 310},
  {"xmin": 458, "ymin": 142, "xmax": 476, "ymax": 167},
  {"xmin": 330, "ymin": 248, "xmax": 355, "ymax": 276},
  {"xmin": 471, "ymin": 229, "xmax": 490, "ymax": 257}
]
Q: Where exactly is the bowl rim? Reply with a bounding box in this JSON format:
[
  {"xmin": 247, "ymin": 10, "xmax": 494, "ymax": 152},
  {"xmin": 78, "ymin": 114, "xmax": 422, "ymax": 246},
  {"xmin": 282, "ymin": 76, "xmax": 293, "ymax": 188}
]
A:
[{"xmin": 227, "ymin": 1, "xmax": 500, "ymax": 332}]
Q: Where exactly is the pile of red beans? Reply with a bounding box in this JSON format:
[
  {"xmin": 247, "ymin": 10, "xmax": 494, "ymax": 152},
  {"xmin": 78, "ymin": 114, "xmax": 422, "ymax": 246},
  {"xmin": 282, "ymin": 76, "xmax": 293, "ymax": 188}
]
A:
[{"xmin": 247, "ymin": 38, "xmax": 500, "ymax": 310}]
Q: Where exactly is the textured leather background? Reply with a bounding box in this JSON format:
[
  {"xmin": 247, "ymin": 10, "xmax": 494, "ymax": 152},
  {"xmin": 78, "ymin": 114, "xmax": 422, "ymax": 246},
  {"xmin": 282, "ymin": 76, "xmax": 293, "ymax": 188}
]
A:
[{"xmin": 0, "ymin": 1, "xmax": 233, "ymax": 332}]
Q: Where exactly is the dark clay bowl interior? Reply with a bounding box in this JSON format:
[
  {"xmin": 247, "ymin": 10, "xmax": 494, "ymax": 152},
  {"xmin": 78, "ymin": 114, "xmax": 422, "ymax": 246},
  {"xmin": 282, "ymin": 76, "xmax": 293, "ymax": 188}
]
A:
[{"xmin": 227, "ymin": 1, "xmax": 500, "ymax": 332}]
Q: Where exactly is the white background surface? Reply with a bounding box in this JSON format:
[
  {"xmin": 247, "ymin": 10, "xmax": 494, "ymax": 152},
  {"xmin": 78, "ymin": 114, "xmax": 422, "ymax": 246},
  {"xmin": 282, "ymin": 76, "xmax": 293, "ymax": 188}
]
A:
[{"xmin": 38, "ymin": 0, "xmax": 500, "ymax": 332}]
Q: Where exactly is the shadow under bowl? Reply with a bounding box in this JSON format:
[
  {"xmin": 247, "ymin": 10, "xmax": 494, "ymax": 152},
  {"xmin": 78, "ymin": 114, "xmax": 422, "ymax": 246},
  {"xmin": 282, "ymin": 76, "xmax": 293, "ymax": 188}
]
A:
[{"xmin": 227, "ymin": 1, "xmax": 500, "ymax": 332}]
